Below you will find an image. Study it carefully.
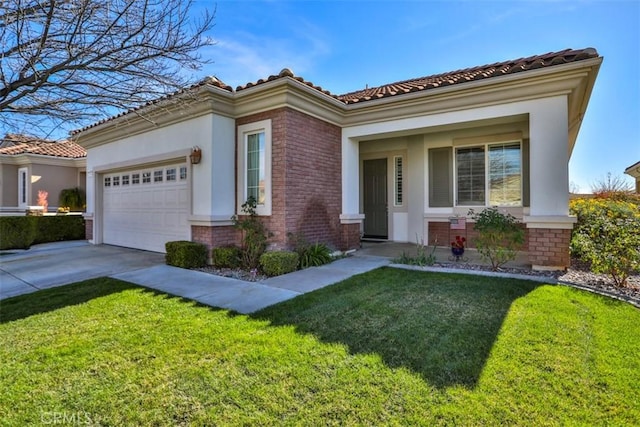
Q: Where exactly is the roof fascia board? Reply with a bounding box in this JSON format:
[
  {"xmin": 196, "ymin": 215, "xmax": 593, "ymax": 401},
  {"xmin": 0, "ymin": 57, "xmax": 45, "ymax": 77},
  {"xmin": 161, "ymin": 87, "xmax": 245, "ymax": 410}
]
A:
[
  {"xmin": 233, "ymin": 78, "xmax": 345, "ymax": 125},
  {"xmin": 74, "ymin": 88, "xmax": 234, "ymax": 149},
  {"xmin": 0, "ymin": 154, "xmax": 86, "ymax": 167},
  {"xmin": 342, "ymin": 63, "xmax": 599, "ymax": 127}
]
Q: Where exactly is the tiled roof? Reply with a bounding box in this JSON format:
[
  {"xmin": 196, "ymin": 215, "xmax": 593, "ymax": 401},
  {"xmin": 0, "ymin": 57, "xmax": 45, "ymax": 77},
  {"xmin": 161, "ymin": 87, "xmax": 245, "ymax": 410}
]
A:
[
  {"xmin": 337, "ymin": 48, "xmax": 599, "ymax": 104},
  {"xmin": 0, "ymin": 134, "xmax": 86, "ymax": 158},
  {"xmin": 74, "ymin": 48, "xmax": 599, "ymax": 133}
]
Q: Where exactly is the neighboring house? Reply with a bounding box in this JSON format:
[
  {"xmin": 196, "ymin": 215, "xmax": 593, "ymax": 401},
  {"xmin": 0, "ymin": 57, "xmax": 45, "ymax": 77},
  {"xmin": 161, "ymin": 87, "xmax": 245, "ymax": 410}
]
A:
[
  {"xmin": 624, "ymin": 161, "xmax": 640, "ymax": 193},
  {"xmin": 74, "ymin": 48, "xmax": 602, "ymax": 270},
  {"xmin": 0, "ymin": 134, "xmax": 86, "ymax": 213}
]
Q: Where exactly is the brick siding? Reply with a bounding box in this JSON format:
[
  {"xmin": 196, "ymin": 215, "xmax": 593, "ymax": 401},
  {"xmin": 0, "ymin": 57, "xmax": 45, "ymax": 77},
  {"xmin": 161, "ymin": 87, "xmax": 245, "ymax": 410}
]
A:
[
  {"xmin": 85, "ymin": 219, "xmax": 93, "ymax": 240},
  {"xmin": 191, "ymin": 225, "xmax": 239, "ymax": 251},
  {"xmin": 427, "ymin": 220, "xmax": 530, "ymax": 249},
  {"xmin": 527, "ymin": 228, "xmax": 571, "ymax": 268},
  {"xmin": 237, "ymin": 108, "xmax": 344, "ymax": 250}
]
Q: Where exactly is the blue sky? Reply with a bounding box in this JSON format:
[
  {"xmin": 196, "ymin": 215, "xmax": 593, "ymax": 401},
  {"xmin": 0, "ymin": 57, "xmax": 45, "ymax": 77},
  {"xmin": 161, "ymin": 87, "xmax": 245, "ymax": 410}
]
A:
[{"xmin": 198, "ymin": 0, "xmax": 639, "ymax": 192}]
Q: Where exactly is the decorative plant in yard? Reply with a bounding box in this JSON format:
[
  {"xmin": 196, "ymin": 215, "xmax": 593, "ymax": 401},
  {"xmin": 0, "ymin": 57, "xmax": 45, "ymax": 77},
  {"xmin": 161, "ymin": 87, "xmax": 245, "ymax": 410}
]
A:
[
  {"xmin": 570, "ymin": 197, "xmax": 640, "ymax": 287},
  {"xmin": 288, "ymin": 232, "xmax": 333, "ymax": 269},
  {"xmin": 232, "ymin": 197, "xmax": 272, "ymax": 270},
  {"xmin": 450, "ymin": 235, "xmax": 466, "ymax": 261},
  {"xmin": 393, "ymin": 234, "xmax": 437, "ymax": 267},
  {"xmin": 59, "ymin": 187, "xmax": 86, "ymax": 212},
  {"xmin": 37, "ymin": 190, "xmax": 48, "ymax": 213},
  {"xmin": 469, "ymin": 207, "xmax": 525, "ymax": 271}
]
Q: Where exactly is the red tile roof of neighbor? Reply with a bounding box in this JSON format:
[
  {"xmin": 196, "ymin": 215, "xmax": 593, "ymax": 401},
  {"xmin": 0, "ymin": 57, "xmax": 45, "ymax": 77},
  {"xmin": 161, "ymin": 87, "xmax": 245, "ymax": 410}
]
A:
[
  {"xmin": 74, "ymin": 48, "xmax": 599, "ymax": 133},
  {"xmin": 0, "ymin": 134, "xmax": 86, "ymax": 158}
]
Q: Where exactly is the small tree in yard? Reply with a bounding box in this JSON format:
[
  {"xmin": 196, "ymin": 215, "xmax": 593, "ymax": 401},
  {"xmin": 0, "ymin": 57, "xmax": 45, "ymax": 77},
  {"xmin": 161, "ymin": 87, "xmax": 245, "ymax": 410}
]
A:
[
  {"xmin": 570, "ymin": 198, "xmax": 640, "ymax": 287},
  {"xmin": 469, "ymin": 207, "xmax": 525, "ymax": 271},
  {"xmin": 232, "ymin": 197, "xmax": 271, "ymax": 271}
]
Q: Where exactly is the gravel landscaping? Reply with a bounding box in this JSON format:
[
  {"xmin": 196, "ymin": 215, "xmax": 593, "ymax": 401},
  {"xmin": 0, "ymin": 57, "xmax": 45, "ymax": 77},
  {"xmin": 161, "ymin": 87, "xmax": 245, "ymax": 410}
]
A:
[{"xmin": 436, "ymin": 258, "xmax": 640, "ymax": 307}]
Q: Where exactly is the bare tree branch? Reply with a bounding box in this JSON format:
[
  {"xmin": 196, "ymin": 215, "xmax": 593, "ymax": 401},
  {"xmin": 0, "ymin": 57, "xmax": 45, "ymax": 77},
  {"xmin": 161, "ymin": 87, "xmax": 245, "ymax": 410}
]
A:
[{"xmin": 0, "ymin": 0, "xmax": 215, "ymax": 136}]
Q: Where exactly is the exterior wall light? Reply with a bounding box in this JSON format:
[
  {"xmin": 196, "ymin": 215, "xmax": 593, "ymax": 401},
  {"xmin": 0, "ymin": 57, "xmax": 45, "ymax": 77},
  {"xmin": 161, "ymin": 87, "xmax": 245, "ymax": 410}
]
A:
[{"xmin": 190, "ymin": 146, "xmax": 202, "ymax": 164}]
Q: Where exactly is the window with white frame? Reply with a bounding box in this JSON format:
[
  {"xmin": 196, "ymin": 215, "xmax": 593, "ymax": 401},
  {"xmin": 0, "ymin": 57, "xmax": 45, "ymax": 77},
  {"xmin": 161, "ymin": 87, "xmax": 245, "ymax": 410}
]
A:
[
  {"xmin": 142, "ymin": 172, "xmax": 151, "ymax": 183},
  {"xmin": 154, "ymin": 170, "xmax": 163, "ymax": 183},
  {"xmin": 238, "ymin": 119, "xmax": 272, "ymax": 215},
  {"xmin": 456, "ymin": 142, "xmax": 522, "ymax": 206},
  {"xmin": 179, "ymin": 166, "xmax": 187, "ymax": 180},
  {"xmin": 132, "ymin": 173, "xmax": 140, "ymax": 184},
  {"xmin": 18, "ymin": 168, "xmax": 28, "ymax": 207},
  {"xmin": 394, "ymin": 156, "xmax": 403, "ymax": 206},
  {"xmin": 166, "ymin": 168, "xmax": 176, "ymax": 181}
]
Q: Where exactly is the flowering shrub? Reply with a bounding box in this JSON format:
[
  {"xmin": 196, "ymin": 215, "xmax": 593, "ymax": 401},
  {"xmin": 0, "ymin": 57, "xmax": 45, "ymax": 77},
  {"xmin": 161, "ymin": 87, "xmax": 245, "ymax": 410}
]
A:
[
  {"xmin": 451, "ymin": 236, "xmax": 466, "ymax": 249},
  {"xmin": 469, "ymin": 207, "xmax": 525, "ymax": 271},
  {"xmin": 570, "ymin": 197, "xmax": 640, "ymax": 287}
]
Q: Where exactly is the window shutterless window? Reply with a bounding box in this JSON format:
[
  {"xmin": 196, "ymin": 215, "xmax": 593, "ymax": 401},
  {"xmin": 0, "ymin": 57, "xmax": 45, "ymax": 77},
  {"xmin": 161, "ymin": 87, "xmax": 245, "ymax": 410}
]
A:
[
  {"xmin": 166, "ymin": 168, "xmax": 176, "ymax": 181},
  {"xmin": 455, "ymin": 142, "xmax": 522, "ymax": 207},
  {"xmin": 246, "ymin": 132, "xmax": 266, "ymax": 205},
  {"xmin": 154, "ymin": 170, "xmax": 163, "ymax": 182},
  {"xmin": 132, "ymin": 173, "xmax": 140, "ymax": 184},
  {"xmin": 394, "ymin": 156, "xmax": 403, "ymax": 206},
  {"xmin": 122, "ymin": 175, "xmax": 130, "ymax": 185},
  {"xmin": 238, "ymin": 119, "xmax": 272, "ymax": 216},
  {"xmin": 104, "ymin": 177, "xmax": 111, "ymax": 187},
  {"xmin": 179, "ymin": 166, "xmax": 187, "ymax": 180},
  {"xmin": 113, "ymin": 176, "xmax": 120, "ymax": 186},
  {"xmin": 18, "ymin": 168, "xmax": 28, "ymax": 206},
  {"xmin": 142, "ymin": 172, "xmax": 151, "ymax": 183}
]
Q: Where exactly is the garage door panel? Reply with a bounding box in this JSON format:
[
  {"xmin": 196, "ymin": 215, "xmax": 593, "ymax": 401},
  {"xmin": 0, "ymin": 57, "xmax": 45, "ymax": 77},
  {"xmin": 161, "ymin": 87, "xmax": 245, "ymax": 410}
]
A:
[{"xmin": 102, "ymin": 163, "xmax": 189, "ymax": 253}]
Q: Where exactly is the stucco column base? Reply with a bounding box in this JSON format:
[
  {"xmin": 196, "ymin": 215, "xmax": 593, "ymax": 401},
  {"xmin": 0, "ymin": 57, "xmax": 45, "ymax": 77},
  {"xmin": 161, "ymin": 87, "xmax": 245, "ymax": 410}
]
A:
[{"xmin": 524, "ymin": 216, "xmax": 576, "ymax": 271}]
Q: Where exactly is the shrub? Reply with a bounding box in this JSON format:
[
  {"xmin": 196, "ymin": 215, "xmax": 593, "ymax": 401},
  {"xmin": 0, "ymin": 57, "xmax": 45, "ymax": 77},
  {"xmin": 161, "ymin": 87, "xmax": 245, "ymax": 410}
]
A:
[
  {"xmin": 33, "ymin": 216, "xmax": 85, "ymax": 244},
  {"xmin": 288, "ymin": 232, "xmax": 333, "ymax": 269},
  {"xmin": 211, "ymin": 246, "xmax": 241, "ymax": 268},
  {"xmin": 0, "ymin": 215, "xmax": 85, "ymax": 250},
  {"xmin": 469, "ymin": 208, "xmax": 525, "ymax": 271},
  {"xmin": 165, "ymin": 241, "xmax": 207, "ymax": 269},
  {"xmin": 259, "ymin": 251, "xmax": 299, "ymax": 277},
  {"xmin": 570, "ymin": 197, "xmax": 640, "ymax": 287},
  {"xmin": 392, "ymin": 234, "xmax": 436, "ymax": 266},
  {"xmin": 0, "ymin": 216, "xmax": 38, "ymax": 249},
  {"xmin": 59, "ymin": 187, "xmax": 86, "ymax": 211},
  {"xmin": 232, "ymin": 197, "xmax": 271, "ymax": 270},
  {"xmin": 300, "ymin": 242, "xmax": 332, "ymax": 268}
]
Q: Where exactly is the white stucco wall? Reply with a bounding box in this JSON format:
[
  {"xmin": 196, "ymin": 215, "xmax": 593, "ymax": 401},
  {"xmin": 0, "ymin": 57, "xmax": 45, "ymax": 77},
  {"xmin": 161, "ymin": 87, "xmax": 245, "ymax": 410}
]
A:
[
  {"xmin": 342, "ymin": 95, "xmax": 573, "ymax": 241},
  {"xmin": 85, "ymin": 113, "xmax": 236, "ymax": 224}
]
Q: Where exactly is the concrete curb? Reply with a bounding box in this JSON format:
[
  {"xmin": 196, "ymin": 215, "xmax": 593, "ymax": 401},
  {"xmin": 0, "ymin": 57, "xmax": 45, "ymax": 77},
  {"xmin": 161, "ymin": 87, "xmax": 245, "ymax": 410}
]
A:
[{"xmin": 389, "ymin": 263, "xmax": 640, "ymax": 309}]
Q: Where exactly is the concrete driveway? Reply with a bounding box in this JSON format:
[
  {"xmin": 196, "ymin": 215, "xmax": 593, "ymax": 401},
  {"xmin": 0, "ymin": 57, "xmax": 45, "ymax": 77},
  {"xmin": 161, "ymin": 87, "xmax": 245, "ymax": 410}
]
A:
[
  {"xmin": 0, "ymin": 241, "xmax": 165, "ymax": 300},
  {"xmin": 0, "ymin": 240, "xmax": 390, "ymax": 313}
]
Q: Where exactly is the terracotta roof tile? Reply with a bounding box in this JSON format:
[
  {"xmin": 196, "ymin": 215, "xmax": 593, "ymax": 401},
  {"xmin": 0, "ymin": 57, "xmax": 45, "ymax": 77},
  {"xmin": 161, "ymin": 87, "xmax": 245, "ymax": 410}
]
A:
[
  {"xmin": 338, "ymin": 48, "xmax": 599, "ymax": 104},
  {"xmin": 0, "ymin": 134, "xmax": 86, "ymax": 158},
  {"xmin": 74, "ymin": 48, "xmax": 599, "ymax": 134}
]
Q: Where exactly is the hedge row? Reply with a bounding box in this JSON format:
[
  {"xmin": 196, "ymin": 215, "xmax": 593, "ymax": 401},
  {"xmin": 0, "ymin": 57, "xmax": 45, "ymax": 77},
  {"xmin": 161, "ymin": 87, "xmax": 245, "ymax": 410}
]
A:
[{"xmin": 0, "ymin": 215, "xmax": 85, "ymax": 250}]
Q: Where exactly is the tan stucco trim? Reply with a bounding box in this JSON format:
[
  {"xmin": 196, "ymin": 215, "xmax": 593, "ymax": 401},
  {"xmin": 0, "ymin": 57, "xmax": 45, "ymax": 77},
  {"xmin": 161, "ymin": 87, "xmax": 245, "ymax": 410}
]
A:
[
  {"xmin": 0, "ymin": 154, "xmax": 85, "ymax": 167},
  {"xmin": 92, "ymin": 149, "xmax": 189, "ymax": 173},
  {"xmin": 74, "ymin": 58, "xmax": 602, "ymax": 155}
]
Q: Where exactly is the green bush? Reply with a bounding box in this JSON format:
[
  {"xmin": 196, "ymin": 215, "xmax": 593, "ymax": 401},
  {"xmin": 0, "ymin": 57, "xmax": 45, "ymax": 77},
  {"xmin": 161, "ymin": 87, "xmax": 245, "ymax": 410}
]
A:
[
  {"xmin": 469, "ymin": 207, "xmax": 525, "ymax": 271},
  {"xmin": 288, "ymin": 232, "xmax": 334, "ymax": 269},
  {"xmin": 0, "ymin": 216, "xmax": 38, "ymax": 249},
  {"xmin": 59, "ymin": 187, "xmax": 86, "ymax": 211},
  {"xmin": 259, "ymin": 251, "xmax": 299, "ymax": 277},
  {"xmin": 33, "ymin": 216, "xmax": 85, "ymax": 244},
  {"xmin": 232, "ymin": 197, "xmax": 271, "ymax": 270},
  {"xmin": 299, "ymin": 242, "xmax": 333, "ymax": 268},
  {"xmin": 0, "ymin": 215, "xmax": 85, "ymax": 250},
  {"xmin": 165, "ymin": 241, "xmax": 208, "ymax": 269},
  {"xmin": 570, "ymin": 197, "xmax": 640, "ymax": 287},
  {"xmin": 211, "ymin": 246, "xmax": 241, "ymax": 268}
]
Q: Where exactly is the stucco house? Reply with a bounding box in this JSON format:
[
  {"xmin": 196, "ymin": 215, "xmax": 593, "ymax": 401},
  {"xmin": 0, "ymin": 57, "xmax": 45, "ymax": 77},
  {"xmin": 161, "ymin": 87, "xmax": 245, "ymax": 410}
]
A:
[
  {"xmin": 0, "ymin": 134, "xmax": 86, "ymax": 213},
  {"xmin": 624, "ymin": 161, "xmax": 640, "ymax": 193},
  {"xmin": 74, "ymin": 48, "xmax": 602, "ymax": 270}
]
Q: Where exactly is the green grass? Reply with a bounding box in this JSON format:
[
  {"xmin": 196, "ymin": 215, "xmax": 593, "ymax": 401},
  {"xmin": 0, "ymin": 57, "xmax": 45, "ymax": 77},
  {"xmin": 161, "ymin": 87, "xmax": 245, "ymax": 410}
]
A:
[{"xmin": 1, "ymin": 268, "xmax": 638, "ymax": 425}]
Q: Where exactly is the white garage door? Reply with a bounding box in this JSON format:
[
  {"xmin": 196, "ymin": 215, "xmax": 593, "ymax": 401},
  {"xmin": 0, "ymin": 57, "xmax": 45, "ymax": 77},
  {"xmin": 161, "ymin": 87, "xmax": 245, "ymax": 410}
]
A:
[{"xmin": 102, "ymin": 164, "xmax": 190, "ymax": 252}]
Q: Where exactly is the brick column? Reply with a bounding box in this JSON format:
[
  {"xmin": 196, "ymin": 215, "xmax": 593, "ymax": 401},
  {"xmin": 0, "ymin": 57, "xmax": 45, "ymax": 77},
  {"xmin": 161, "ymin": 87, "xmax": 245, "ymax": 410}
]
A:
[
  {"xmin": 528, "ymin": 228, "xmax": 571, "ymax": 270},
  {"xmin": 84, "ymin": 219, "xmax": 93, "ymax": 240},
  {"xmin": 341, "ymin": 223, "xmax": 361, "ymax": 251}
]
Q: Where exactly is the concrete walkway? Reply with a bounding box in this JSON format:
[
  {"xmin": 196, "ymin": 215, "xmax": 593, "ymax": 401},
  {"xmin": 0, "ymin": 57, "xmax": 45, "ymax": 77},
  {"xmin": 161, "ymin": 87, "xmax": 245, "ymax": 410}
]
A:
[{"xmin": 1, "ymin": 241, "xmax": 390, "ymax": 314}]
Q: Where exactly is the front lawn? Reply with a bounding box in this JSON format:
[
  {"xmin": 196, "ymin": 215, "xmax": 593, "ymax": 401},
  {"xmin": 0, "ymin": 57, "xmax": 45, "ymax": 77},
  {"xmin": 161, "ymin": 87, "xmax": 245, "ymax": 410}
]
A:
[{"xmin": 1, "ymin": 269, "xmax": 638, "ymax": 425}]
